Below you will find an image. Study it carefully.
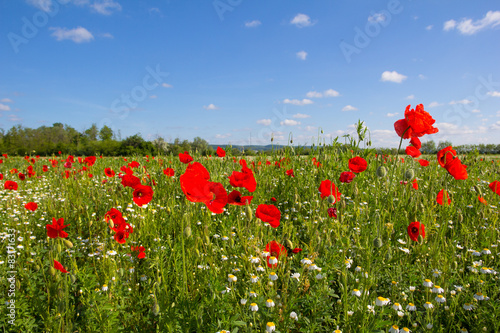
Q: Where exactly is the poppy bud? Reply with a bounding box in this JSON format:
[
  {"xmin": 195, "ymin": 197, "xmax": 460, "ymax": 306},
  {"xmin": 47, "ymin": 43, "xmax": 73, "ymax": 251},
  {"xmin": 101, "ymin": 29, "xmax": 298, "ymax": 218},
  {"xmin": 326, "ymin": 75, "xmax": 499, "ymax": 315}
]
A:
[
  {"xmin": 49, "ymin": 267, "xmax": 56, "ymax": 276},
  {"xmin": 385, "ymin": 248, "xmax": 392, "ymax": 261},
  {"xmin": 246, "ymin": 205, "xmax": 253, "ymax": 222},
  {"xmin": 167, "ymin": 207, "xmax": 171, "ymax": 214},
  {"xmin": 376, "ymin": 166, "xmax": 387, "ymax": 177},
  {"xmin": 297, "ymin": 202, "xmax": 302, "ymax": 210},
  {"xmin": 56, "ymin": 243, "xmax": 62, "ymax": 253},
  {"xmin": 453, "ymin": 261, "xmax": 458, "ymax": 270},
  {"xmin": 458, "ymin": 213, "xmax": 463, "ymax": 223},
  {"xmin": 152, "ymin": 300, "xmax": 160, "ymax": 316},
  {"xmin": 58, "ymin": 302, "xmax": 65, "ymax": 313},
  {"xmin": 404, "ymin": 169, "xmax": 415, "ymax": 180},
  {"xmin": 480, "ymin": 211, "xmax": 485, "ymax": 219},
  {"xmin": 353, "ymin": 185, "xmax": 359, "ymax": 197},
  {"xmin": 71, "ymin": 274, "xmax": 77, "ymax": 284},
  {"xmin": 63, "ymin": 239, "xmax": 73, "ymax": 249},
  {"xmin": 119, "ymin": 268, "xmax": 124, "ymax": 276},
  {"xmin": 35, "ymin": 264, "xmax": 40, "ymax": 271},
  {"xmin": 285, "ymin": 239, "xmax": 294, "ymax": 250},
  {"xmin": 373, "ymin": 237, "xmax": 383, "ymax": 248},
  {"xmin": 474, "ymin": 185, "xmax": 482, "ymax": 197},
  {"xmin": 321, "ymin": 129, "xmax": 324, "ymax": 134},
  {"xmin": 109, "ymin": 220, "xmax": 114, "ymax": 229},
  {"xmin": 418, "ymin": 235, "xmax": 424, "ymax": 243},
  {"xmin": 327, "ymin": 195, "xmax": 336, "ymax": 204},
  {"xmin": 184, "ymin": 226, "xmax": 192, "ymax": 238}
]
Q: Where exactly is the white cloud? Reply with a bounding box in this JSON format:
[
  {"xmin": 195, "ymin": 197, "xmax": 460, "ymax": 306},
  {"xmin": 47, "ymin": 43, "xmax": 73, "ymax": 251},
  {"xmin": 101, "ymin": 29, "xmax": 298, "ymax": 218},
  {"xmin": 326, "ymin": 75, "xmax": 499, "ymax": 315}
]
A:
[
  {"xmin": 487, "ymin": 91, "xmax": 500, "ymax": 97},
  {"xmin": 1, "ymin": 98, "xmax": 13, "ymax": 103},
  {"xmin": 283, "ymin": 98, "xmax": 313, "ymax": 106},
  {"xmin": 471, "ymin": 109, "xmax": 480, "ymax": 113},
  {"xmin": 162, "ymin": 83, "xmax": 173, "ymax": 88},
  {"xmin": 443, "ymin": 19, "xmax": 457, "ymax": 31},
  {"xmin": 426, "ymin": 25, "xmax": 433, "ymax": 30},
  {"xmin": 0, "ymin": 103, "xmax": 11, "ymax": 111},
  {"xmin": 449, "ymin": 99, "xmax": 472, "ymax": 105},
  {"xmin": 256, "ymin": 119, "xmax": 272, "ymax": 126},
  {"xmin": 8, "ymin": 114, "xmax": 22, "ymax": 122},
  {"xmin": 245, "ymin": 20, "xmax": 261, "ymax": 28},
  {"xmin": 342, "ymin": 105, "xmax": 358, "ymax": 112},
  {"xmin": 491, "ymin": 121, "xmax": 500, "ymax": 130},
  {"xmin": 428, "ymin": 101, "xmax": 442, "ymax": 108},
  {"xmin": 306, "ymin": 91, "xmax": 323, "ymax": 98},
  {"xmin": 380, "ymin": 71, "xmax": 407, "ymax": 83},
  {"xmin": 215, "ymin": 133, "xmax": 232, "ymax": 139},
  {"xmin": 305, "ymin": 125, "xmax": 317, "ymax": 132},
  {"xmin": 435, "ymin": 122, "xmax": 474, "ymax": 135},
  {"xmin": 91, "ymin": 0, "xmax": 122, "ymax": 15},
  {"xmin": 280, "ymin": 119, "xmax": 300, "ymax": 126},
  {"xmin": 50, "ymin": 27, "xmax": 94, "ymax": 43},
  {"xmin": 290, "ymin": 13, "xmax": 314, "ymax": 27},
  {"xmin": 101, "ymin": 32, "xmax": 114, "ymax": 39},
  {"xmin": 386, "ymin": 112, "xmax": 398, "ymax": 117},
  {"xmin": 203, "ymin": 104, "xmax": 219, "ymax": 110},
  {"xmin": 296, "ymin": 50, "xmax": 307, "ymax": 60},
  {"xmin": 406, "ymin": 94, "xmax": 415, "ymax": 100},
  {"xmin": 368, "ymin": 12, "xmax": 386, "ymax": 23},
  {"xmin": 444, "ymin": 11, "xmax": 500, "ymax": 35},
  {"xmin": 292, "ymin": 113, "xmax": 310, "ymax": 119},
  {"xmin": 324, "ymin": 89, "xmax": 340, "ymax": 97},
  {"xmin": 27, "ymin": 0, "xmax": 52, "ymax": 12}
]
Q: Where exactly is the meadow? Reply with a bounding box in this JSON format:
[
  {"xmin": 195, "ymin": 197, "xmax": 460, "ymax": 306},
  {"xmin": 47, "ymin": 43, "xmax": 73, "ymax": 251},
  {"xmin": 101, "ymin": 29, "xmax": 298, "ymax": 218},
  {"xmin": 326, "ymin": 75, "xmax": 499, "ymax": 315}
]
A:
[{"xmin": 1, "ymin": 112, "xmax": 500, "ymax": 332}]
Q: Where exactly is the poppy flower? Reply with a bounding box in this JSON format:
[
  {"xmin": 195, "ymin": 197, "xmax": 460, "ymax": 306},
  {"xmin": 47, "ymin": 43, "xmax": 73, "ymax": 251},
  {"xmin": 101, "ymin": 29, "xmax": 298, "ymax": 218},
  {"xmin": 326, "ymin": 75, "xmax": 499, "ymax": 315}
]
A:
[
  {"xmin": 179, "ymin": 151, "xmax": 193, "ymax": 164},
  {"xmin": 271, "ymin": 197, "xmax": 277, "ymax": 202},
  {"xmin": 128, "ymin": 161, "xmax": 140, "ymax": 168},
  {"xmin": 265, "ymin": 241, "xmax": 287, "ymax": 268},
  {"xmin": 292, "ymin": 248, "xmax": 302, "ymax": 254},
  {"xmin": 51, "ymin": 160, "xmax": 58, "ymax": 167},
  {"xmin": 412, "ymin": 179, "xmax": 418, "ymax": 190},
  {"xmin": 407, "ymin": 221, "xmax": 425, "ymax": 242},
  {"xmin": 410, "ymin": 137, "xmax": 421, "ymax": 149},
  {"xmin": 318, "ymin": 179, "xmax": 342, "ymax": 203},
  {"xmin": 132, "ymin": 184, "xmax": 154, "ymax": 207},
  {"xmin": 25, "ymin": 202, "xmax": 38, "ymax": 211},
  {"xmin": 163, "ymin": 168, "xmax": 175, "ymax": 177},
  {"xmin": 114, "ymin": 230, "xmax": 129, "ymax": 244},
  {"xmin": 255, "ymin": 204, "xmax": 281, "ymax": 228},
  {"xmin": 203, "ymin": 182, "xmax": 228, "ymax": 214},
  {"xmin": 478, "ymin": 196, "xmax": 487, "ymax": 205},
  {"xmin": 286, "ymin": 169, "xmax": 295, "ymax": 177},
  {"xmin": 437, "ymin": 146, "xmax": 457, "ymax": 168},
  {"xmin": 348, "ymin": 157, "xmax": 367, "ymax": 173},
  {"xmin": 216, "ymin": 146, "xmax": 226, "ymax": 157},
  {"xmin": 394, "ymin": 104, "xmax": 438, "ymax": 138},
  {"xmin": 436, "ymin": 189, "xmax": 451, "ymax": 205},
  {"xmin": 46, "ymin": 217, "xmax": 69, "ymax": 239},
  {"xmin": 405, "ymin": 146, "xmax": 421, "ymax": 158},
  {"xmin": 229, "ymin": 166, "xmax": 257, "ymax": 192},
  {"xmin": 17, "ymin": 173, "xmax": 25, "ymax": 182},
  {"xmin": 105, "ymin": 208, "xmax": 122, "ymax": 222},
  {"xmin": 489, "ymin": 180, "xmax": 500, "ymax": 196},
  {"xmin": 4, "ymin": 181, "xmax": 18, "ymax": 191},
  {"xmin": 121, "ymin": 174, "xmax": 141, "ymax": 188},
  {"xmin": 339, "ymin": 171, "xmax": 356, "ymax": 183},
  {"xmin": 444, "ymin": 158, "xmax": 468, "ymax": 180},
  {"xmin": 131, "ymin": 246, "xmax": 146, "ymax": 259},
  {"xmin": 418, "ymin": 159, "xmax": 430, "ymax": 167},
  {"xmin": 227, "ymin": 190, "xmax": 253, "ymax": 206},
  {"xmin": 0, "ymin": 174, "xmax": 3, "ymax": 180},
  {"xmin": 327, "ymin": 207, "xmax": 337, "ymax": 218},
  {"xmin": 54, "ymin": 260, "xmax": 68, "ymax": 273},
  {"xmin": 104, "ymin": 168, "xmax": 115, "ymax": 177},
  {"xmin": 84, "ymin": 156, "xmax": 96, "ymax": 166}
]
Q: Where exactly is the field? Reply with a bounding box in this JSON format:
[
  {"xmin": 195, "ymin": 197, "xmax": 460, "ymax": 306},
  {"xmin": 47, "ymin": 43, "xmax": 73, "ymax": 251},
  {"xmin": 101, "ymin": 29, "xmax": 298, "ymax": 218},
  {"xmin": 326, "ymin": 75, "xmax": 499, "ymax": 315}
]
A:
[{"xmin": 1, "ymin": 138, "xmax": 500, "ymax": 332}]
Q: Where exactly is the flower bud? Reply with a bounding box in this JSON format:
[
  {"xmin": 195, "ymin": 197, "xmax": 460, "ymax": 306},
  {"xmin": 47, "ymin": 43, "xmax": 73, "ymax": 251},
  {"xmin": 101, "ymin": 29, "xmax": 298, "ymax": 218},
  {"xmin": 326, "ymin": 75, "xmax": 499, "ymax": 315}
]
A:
[
  {"xmin": 404, "ymin": 169, "xmax": 415, "ymax": 180},
  {"xmin": 49, "ymin": 267, "xmax": 56, "ymax": 276},
  {"xmin": 373, "ymin": 237, "xmax": 383, "ymax": 248},
  {"xmin": 376, "ymin": 166, "xmax": 387, "ymax": 178},
  {"xmin": 246, "ymin": 205, "xmax": 253, "ymax": 222},
  {"xmin": 184, "ymin": 226, "xmax": 192, "ymax": 238},
  {"xmin": 109, "ymin": 220, "xmax": 114, "ymax": 229},
  {"xmin": 327, "ymin": 195, "xmax": 336, "ymax": 204},
  {"xmin": 63, "ymin": 239, "xmax": 73, "ymax": 249}
]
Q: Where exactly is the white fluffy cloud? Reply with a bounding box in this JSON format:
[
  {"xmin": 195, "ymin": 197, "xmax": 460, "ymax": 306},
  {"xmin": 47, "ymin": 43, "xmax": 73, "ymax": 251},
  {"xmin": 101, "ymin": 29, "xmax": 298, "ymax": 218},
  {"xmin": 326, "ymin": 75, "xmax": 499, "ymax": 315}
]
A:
[
  {"xmin": 162, "ymin": 83, "xmax": 173, "ymax": 88},
  {"xmin": 292, "ymin": 113, "xmax": 310, "ymax": 119},
  {"xmin": 50, "ymin": 27, "xmax": 94, "ymax": 43},
  {"xmin": 342, "ymin": 105, "xmax": 358, "ymax": 112},
  {"xmin": 428, "ymin": 101, "xmax": 442, "ymax": 108},
  {"xmin": 215, "ymin": 133, "xmax": 232, "ymax": 139},
  {"xmin": 444, "ymin": 11, "xmax": 500, "ymax": 35},
  {"xmin": 27, "ymin": 0, "xmax": 52, "ymax": 12},
  {"xmin": 245, "ymin": 20, "xmax": 261, "ymax": 28},
  {"xmin": 324, "ymin": 89, "xmax": 340, "ymax": 97},
  {"xmin": 305, "ymin": 89, "xmax": 339, "ymax": 98},
  {"xmin": 256, "ymin": 119, "xmax": 272, "ymax": 126},
  {"xmin": 203, "ymin": 104, "xmax": 219, "ymax": 110},
  {"xmin": 487, "ymin": 91, "xmax": 500, "ymax": 97},
  {"xmin": 91, "ymin": 0, "xmax": 122, "ymax": 15},
  {"xmin": 1, "ymin": 98, "xmax": 13, "ymax": 103},
  {"xmin": 283, "ymin": 98, "xmax": 313, "ymax": 106},
  {"xmin": 406, "ymin": 94, "xmax": 415, "ymax": 100},
  {"xmin": 290, "ymin": 13, "xmax": 314, "ymax": 27},
  {"xmin": 380, "ymin": 71, "xmax": 407, "ymax": 83},
  {"xmin": 0, "ymin": 103, "xmax": 11, "ymax": 111},
  {"xmin": 368, "ymin": 12, "xmax": 386, "ymax": 23},
  {"xmin": 306, "ymin": 91, "xmax": 323, "ymax": 98},
  {"xmin": 449, "ymin": 99, "xmax": 472, "ymax": 105},
  {"xmin": 296, "ymin": 51, "xmax": 308, "ymax": 60},
  {"xmin": 386, "ymin": 112, "xmax": 398, "ymax": 117},
  {"xmin": 280, "ymin": 119, "xmax": 300, "ymax": 126}
]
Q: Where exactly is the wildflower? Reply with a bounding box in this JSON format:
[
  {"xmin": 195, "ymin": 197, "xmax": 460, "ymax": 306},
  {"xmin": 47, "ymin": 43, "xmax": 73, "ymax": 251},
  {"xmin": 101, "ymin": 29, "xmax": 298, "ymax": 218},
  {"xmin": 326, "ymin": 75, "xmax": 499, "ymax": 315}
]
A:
[
  {"xmin": 291, "ymin": 273, "xmax": 300, "ymax": 280},
  {"xmin": 409, "ymin": 286, "xmax": 416, "ymax": 292},
  {"xmin": 227, "ymin": 274, "xmax": 237, "ymax": 283},
  {"xmin": 424, "ymin": 302, "xmax": 434, "ymax": 309},
  {"xmin": 256, "ymin": 265, "xmax": 265, "ymax": 272},
  {"xmin": 482, "ymin": 248, "xmax": 491, "ymax": 255},
  {"xmin": 394, "ymin": 104, "xmax": 438, "ymax": 139},
  {"xmin": 249, "ymin": 291, "xmax": 257, "ymax": 298},
  {"xmin": 389, "ymin": 325, "xmax": 399, "ymax": 333},
  {"xmin": 250, "ymin": 275, "xmax": 259, "ymax": 283},
  {"xmin": 240, "ymin": 299, "xmax": 247, "ymax": 305},
  {"xmin": 140, "ymin": 275, "xmax": 147, "ymax": 281},
  {"xmin": 348, "ymin": 157, "xmax": 367, "ymax": 173},
  {"xmin": 407, "ymin": 221, "xmax": 425, "ymax": 242},
  {"xmin": 435, "ymin": 295, "xmax": 446, "ymax": 303},
  {"xmin": 255, "ymin": 204, "xmax": 281, "ymax": 228},
  {"xmin": 432, "ymin": 285, "xmax": 444, "ymax": 293},
  {"xmin": 290, "ymin": 311, "xmax": 298, "ymax": 320},
  {"xmin": 352, "ymin": 289, "xmax": 361, "ymax": 297},
  {"xmin": 400, "ymin": 328, "xmax": 411, "ymax": 333},
  {"xmin": 474, "ymin": 292, "xmax": 487, "ymax": 301},
  {"xmin": 266, "ymin": 322, "xmax": 275, "ymax": 332},
  {"xmin": 53, "ymin": 260, "xmax": 68, "ymax": 273},
  {"xmin": 249, "ymin": 303, "xmax": 258, "ymax": 312},
  {"xmin": 463, "ymin": 303, "xmax": 474, "ymax": 311},
  {"xmin": 268, "ymin": 256, "xmax": 278, "ymax": 266},
  {"xmin": 46, "ymin": 217, "xmax": 70, "ymax": 239},
  {"xmin": 432, "ymin": 269, "xmax": 442, "ymax": 277},
  {"xmin": 392, "ymin": 303, "xmax": 402, "ymax": 311},
  {"xmin": 315, "ymin": 273, "xmax": 323, "ymax": 280},
  {"xmin": 375, "ymin": 296, "xmax": 390, "ymax": 306},
  {"xmin": 269, "ymin": 272, "xmax": 278, "ymax": 281},
  {"xmin": 102, "ymin": 284, "xmax": 108, "ymax": 291},
  {"xmin": 250, "ymin": 256, "xmax": 260, "ymax": 264},
  {"xmin": 266, "ymin": 299, "xmax": 275, "ymax": 308},
  {"xmin": 423, "ymin": 279, "xmax": 433, "ymax": 288}
]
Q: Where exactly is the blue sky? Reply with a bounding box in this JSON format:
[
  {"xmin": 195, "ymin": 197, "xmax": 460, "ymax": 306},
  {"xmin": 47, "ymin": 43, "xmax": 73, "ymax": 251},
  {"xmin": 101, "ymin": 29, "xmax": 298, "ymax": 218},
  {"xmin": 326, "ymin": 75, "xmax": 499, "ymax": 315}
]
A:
[{"xmin": 1, "ymin": 0, "xmax": 500, "ymax": 147}]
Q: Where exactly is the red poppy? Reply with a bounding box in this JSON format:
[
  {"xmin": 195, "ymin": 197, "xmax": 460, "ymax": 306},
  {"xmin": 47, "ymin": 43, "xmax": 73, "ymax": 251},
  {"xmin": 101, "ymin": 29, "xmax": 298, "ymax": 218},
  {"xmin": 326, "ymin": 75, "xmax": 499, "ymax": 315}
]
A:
[
  {"xmin": 227, "ymin": 190, "xmax": 253, "ymax": 206},
  {"xmin": 105, "ymin": 208, "xmax": 122, "ymax": 222},
  {"xmin": 131, "ymin": 246, "xmax": 146, "ymax": 259},
  {"xmin": 407, "ymin": 221, "xmax": 425, "ymax": 242},
  {"xmin": 0, "ymin": 174, "xmax": 3, "ymax": 180},
  {"xmin": 437, "ymin": 146, "xmax": 456, "ymax": 168},
  {"xmin": 348, "ymin": 157, "xmax": 367, "ymax": 173},
  {"xmin": 64, "ymin": 161, "xmax": 72, "ymax": 168},
  {"xmin": 121, "ymin": 174, "xmax": 141, "ymax": 188},
  {"xmin": 265, "ymin": 241, "xmax": 287, "ymax": 268},
  {"xmin": 25, "ymin": 202, "xmax": 38, "ymax": 211},
  {"xmin": 203, "ymin": 182, "xmax": 228, "ymax": 214},
  {"xmin": 405, "ymin": 146, "xmax": 421, "ymax": 158},
  {"xmin": 67, "ymin": 155, "xmax": 75, "ymax": 163},
  {"xmin": 63, "ymin": 170, "xmax": 70, "ymax": 179},
  {"xmin": 51, "ymin": 160, "xmax": 58, "ymax": 167},
  {"xmin": 17, "ymin": 173, "xmax": 26, "ymax": 181},
  {"xmin": 436, "ymin": 189, "xmax": 451, "ymax": 205},
  {"xmin": 216, "ymin": 146, "xmax": 226, "ymax": 157},
  {"xmin": 132, "ymin": 184, "xmax": 154, "ymax": 207},
  {"xmin": 412, "ymin": 179, "xmax": 418, "ymax": 190},
  {"xmin": 478, "ymin": 196, "xmax": 488, "ymax": 205},
  {"xmin": 114, "ymin": 230, "xmax": 129, "ymax": 244},
  {"xmin": 4, "ymin": 180, "xmax": 18, "ymax": 191},
  {"xmin": 84, "ymin": 156, "xmax": 96, "ymax": 166},
  {"xmin": 255, "ymin": 204, "xmax": 281, "ymax": 228},
  {"xmin": 179, "ymin": 151, "xmax": 193, "ymax": 164},
  {"xmin": 292, "ymin": 248, "xmax": 302, "ymax": 254},
  {"xmin": 394, "ymin": 104, "xmax": 438, "ymax": 138},
  {"xmin": 128, "ymin": 161, "xmax": 140, "ymax": 168},
  {"xmin": 54, "ymin": 260, "xmax": 68, "ymax": 273},
  {"xmin": 489, "ymin": 180, "xmax": 500, "ymax": 196},
  {"xmin": 418, "ymin": 159, "xmax": 429, "ymax": 167},
  {"xmin": 339, "ymin": 171, "xmax": 356, "ymax": 183},
  {"xmin": 444, "ymin": 158, "xmax": 468, "ymax": 180},
  {"xmin": 163, "ymin": 168, "xmax": 175, "ymax": 177},
  {"xmin": 46, "ymin": 217, "xmax": 69, "ymax": 239},
  {"xmin": 318, "ymin": 179, "xmax": 342, "ymax": 203},
  {"xmin": 286, "ymin": 169, "xmax": 295, "ymax": 177},
  {"xmin": 327, "ymin": 207, "xmax": 337, "ymax": 218},
  {"xmin": 229, "ymin": 165, "xmax": 257, "ymax": 192},
  {"xmin": 271, "ymin": 197, "xmax": 277, "ymax": 202},
  {"xmin": 104, "ymin": 168, "xmax": 115, "ymax": 177},
  {"xmin": 410, "ymin": 137, "xmax": 421, "ymax": 149}
]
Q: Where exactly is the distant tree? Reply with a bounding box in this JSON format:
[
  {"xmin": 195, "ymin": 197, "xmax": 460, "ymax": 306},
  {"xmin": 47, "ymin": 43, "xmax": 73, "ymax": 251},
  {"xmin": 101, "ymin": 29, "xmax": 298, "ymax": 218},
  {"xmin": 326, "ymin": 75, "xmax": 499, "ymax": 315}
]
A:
[
  {"xmin": 437, "ymin": 140, "xmax": 452, "ymax": 152},
  {"xmin": 152, "ymin": 136, "xmax": 168, "ymax": 154},
  {"xmin": 85, "ymin": 124, "xmax": 99, "ymax": 141},
  {"xmin": 421, "ymin": 140, "xmax": 437, "ymax": 154},
  {"xmin": 192, "ymin": 136, "xmax": 208, "ymax": 154},
  {"xmin": 99, "ymin": 125, "xmax": 114, "ymax": 141}
]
